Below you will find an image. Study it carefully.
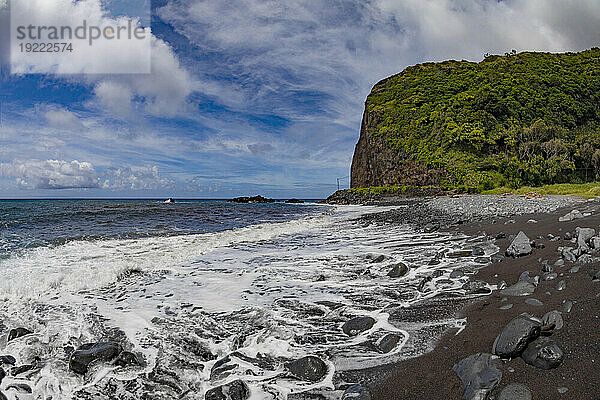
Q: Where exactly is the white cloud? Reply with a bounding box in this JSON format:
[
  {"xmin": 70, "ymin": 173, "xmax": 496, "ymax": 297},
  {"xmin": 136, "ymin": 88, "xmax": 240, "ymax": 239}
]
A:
[
  {"xmin": 90, "ymin": 36, "xmax": 194, "ymax": 117},
  {"xmin": 0, "ymin": 159, "xmax": 173, "ymax": 191},
  {"xmin": 10, "ymin": 0, "xmax": 151, "ymax": 74},
  {"xmin": 94, "ymin": 81, "xmax": 134, "ymax": 116},
  {"xmin": 6, "ymin": 0, "xmax": 194, "ymax": 118},
  {"xmin": 158, "ymin": 0, "xmax": 600, "ymax": 125},
  {"xmin": 0, "ymin": 159, "xmax": 101, "ymax": 189},
  {"xmin": 45, "ymin": 109, "xmax": 86, "ymax": 130},
  {"xmin": 102, "ymin": 165, "xmax": 174, "ymax": 190}
]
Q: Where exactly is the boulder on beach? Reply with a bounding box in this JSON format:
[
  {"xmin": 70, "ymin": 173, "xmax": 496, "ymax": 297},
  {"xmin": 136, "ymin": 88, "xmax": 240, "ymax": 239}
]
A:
[
  {"xmin": 561, "ymin": 248, "xmax": 577, "ymax": 262},
  {"xmin": 285, "ymin": 356, "xmax": 328, "ymax": 382},
  {"xmin": 493, "ymin": 313, "xmax": 541, "ymax": 358},
  {"xmin": 559, "ymin": 209, "xmax": 584, "ymax": 222},
  {"xmin": 205, "ymin": 379, "xmax": 250, "ymax": 400},
  {"xmin": 497, "ymin": 383, "xmax": 533, "ymax": 400},
  {"xmin": 521, "ymin": 337, "xmax": 564, "ymax": 369},
  {"xmin": 505, "ymin": 231, "xmax": 533, "ymax": 258},
  {"xmin": 387, "ymin": 263, "xmax": 409, "ymax": 278},
  {"xmin": 342, "ymin": 385, "xmax": 372, "ymax": 400},
  {"xmin": 500, "ymin": 281, "xmax": 536, "ymax": 297},
  {"xmin": 452, "ymin": 353, "xmax": 503, "ymax": 400},
  {"xmin": 342, "ymin": 316, "xmax": 376, "ymax": 336},
  {"xmin": 69, "ymin": 342, "xmax": 123, "ymax": 374},
  {"xmin": 576, "ymin": 227, "xmax": 595, "ymax": 249}
]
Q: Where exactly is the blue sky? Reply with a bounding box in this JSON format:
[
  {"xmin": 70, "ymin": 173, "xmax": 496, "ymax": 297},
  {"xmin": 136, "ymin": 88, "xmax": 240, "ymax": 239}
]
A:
[{"xmin": 1, "ymin": 0, "xmax": 599, "ymax": 198}]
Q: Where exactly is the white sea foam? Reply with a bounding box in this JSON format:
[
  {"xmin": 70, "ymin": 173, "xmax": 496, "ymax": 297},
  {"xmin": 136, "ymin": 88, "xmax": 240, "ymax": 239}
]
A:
[{"xmin": 0, "ymin": 205, "xmax": 498, "ymax": 399}]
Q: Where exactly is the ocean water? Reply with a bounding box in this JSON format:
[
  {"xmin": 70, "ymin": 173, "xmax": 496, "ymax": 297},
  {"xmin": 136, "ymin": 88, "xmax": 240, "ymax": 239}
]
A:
[{"xmin": 0, "ymin": 200, "xmax": 496, "ymax": 399}]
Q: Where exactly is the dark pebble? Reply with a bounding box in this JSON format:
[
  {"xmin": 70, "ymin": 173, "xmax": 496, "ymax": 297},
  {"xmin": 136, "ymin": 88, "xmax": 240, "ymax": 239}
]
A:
[
  {"xmin": 285, "ymin": 356, "xmax": 328, "ymax": 382},
  {"xmin": 472, "ymin": 247, "xmax": 485, "ymax": 256},
  {"xmin": 114, "ymin": 351, "xmax": 141, "ymax": 368},
  {"xmin": 342, "ymin": 316, "xmax": 376, "ymax": 336},
  {"xmin": 452, "ymin": 353, "xmax": 503, "ymax": 400},
  {"xmin": 69, "ymin": 342, "xmax": 123, "ymax": 374},
  {"xmin": 205, "ymin": 379, "xmax": 249, "ymax": 400},
  {"xmin": 7, "ymin": 328, "xmax": 32, "ymax": 342},
  {"xmin": 491, "ymin": 254, "xmax": 505, "ymax": 263},
  {"xmin": 387, "ymin": 263, "xmax": 409, "ymax": 278},
  {"xmin": 5, "ymin": 383, "xmax": 32, "ymax": 394},
  {"xmin": 371, "ymin": 255, "xmax": 385, "ymax": 263},
  {"xmin": 525, "ymin": 298, "xmax": 544, "ymax": 306},
  {"xmin": 376, "ymin": 333, "xmax": 402, "ymax": 354},
  {"xmin": 0, "ymin": 356, "xmax": 15, "ymax": 366},
  {"xmin": 10, "ymin": 364, "xmax": 35, "ymax": 376},
  {"xmin": 542, "ymin": 311, "xmax": 564, "ymax": 330}
]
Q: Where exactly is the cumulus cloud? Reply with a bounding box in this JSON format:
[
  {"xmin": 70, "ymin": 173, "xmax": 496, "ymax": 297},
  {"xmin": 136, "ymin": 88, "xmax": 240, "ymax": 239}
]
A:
[
  {"xmin": 90, "ymin": 37, "xmax": 194, "ymax": 117},
  {"xmin": 45, "ymin": 109, "xmax": 86, "ymax": 130},
  {"xmin": 0, "ymin": 159, "xmax": 173, "ymax": 191},
  {"xmin": 94, "ymin": 81, "xmax": 134, "ymax": 117},
  {"xmin": 6, "ymin": 0, "xmax": 193, "ymax": 117},
  {"xmin": 0, "ymin": 159, "xmax": 101, "ymax": 189},
  {"xmin": 10, "ymin": 0, "xmax": 151, "ymax": 74}
]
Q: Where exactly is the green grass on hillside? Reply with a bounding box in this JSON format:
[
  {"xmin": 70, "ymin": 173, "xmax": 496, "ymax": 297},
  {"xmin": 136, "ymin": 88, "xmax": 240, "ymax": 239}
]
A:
[{"xmin": 482, "ymin": 182, "xmax": 600, "ymax": 198}]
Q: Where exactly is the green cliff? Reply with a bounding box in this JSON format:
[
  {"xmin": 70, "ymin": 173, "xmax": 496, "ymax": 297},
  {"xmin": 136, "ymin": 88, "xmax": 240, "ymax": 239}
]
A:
[{"xmin": 351, "ymin": 48, "xmax": 600, "ymax": 192}]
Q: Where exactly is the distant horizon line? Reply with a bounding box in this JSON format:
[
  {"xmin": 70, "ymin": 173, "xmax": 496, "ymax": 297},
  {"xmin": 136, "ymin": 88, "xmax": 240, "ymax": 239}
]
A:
[{"xmin": 0, "ymin": 197, "xmax": 324, "ymax": 201}]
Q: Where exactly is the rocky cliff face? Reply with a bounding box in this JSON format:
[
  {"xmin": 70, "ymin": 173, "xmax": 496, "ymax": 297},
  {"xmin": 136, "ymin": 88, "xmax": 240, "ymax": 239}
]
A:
[
  {"xmin": 350, "ymin": 49, "xmax": 600, "ymax": 191},
  {"xmin": 350, "ymin": 109, "xmax": 448, "ymax": 188}
]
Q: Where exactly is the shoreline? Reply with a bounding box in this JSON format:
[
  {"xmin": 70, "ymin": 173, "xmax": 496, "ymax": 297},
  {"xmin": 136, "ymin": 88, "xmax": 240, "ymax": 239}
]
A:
[{"xmin": 338, "ymin": 194, "xmax": 599, "ymax": 399}]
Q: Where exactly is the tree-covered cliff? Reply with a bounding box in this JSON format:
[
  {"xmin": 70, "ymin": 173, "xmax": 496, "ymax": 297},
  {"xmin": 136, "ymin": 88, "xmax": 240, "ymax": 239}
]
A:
[{"xmin": 351, "ymin": 48, "xmax": 600, "ymax": 192}]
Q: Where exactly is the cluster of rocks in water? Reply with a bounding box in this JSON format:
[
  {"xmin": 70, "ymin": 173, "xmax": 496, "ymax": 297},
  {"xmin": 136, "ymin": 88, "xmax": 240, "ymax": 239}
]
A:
[
  {"xmin": 0, "ymin": 327, "xmax": 144, "ymax": 399},
  {"xmin": 227, "ymin": 195, "xmax": 305, "ymax": 204}
]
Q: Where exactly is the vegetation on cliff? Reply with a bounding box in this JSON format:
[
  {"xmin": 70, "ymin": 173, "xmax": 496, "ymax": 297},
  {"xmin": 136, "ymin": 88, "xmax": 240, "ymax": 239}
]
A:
[{"xmin": 364, "ymin": 48, "xmax": 600, "ymax": 192}]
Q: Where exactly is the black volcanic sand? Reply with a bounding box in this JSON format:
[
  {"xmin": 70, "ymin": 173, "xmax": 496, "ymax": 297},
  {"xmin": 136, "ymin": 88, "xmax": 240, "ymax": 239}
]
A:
[{"xmin": 342, "ymin": 198, "xmax": 600, "ymax": 400}]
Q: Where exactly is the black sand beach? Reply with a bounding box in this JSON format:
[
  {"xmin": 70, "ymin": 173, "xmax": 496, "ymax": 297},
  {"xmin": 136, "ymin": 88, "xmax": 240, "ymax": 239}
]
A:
[{"xmin": 340, "ymin": 195, "xmax": 600, "ymax": 399}]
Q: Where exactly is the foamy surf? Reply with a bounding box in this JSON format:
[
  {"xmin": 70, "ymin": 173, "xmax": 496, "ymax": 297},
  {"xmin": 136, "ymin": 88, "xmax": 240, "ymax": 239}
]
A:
[{"xmin": 0, "ymin": 204, "xmax": 497, "ymax": 399}]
